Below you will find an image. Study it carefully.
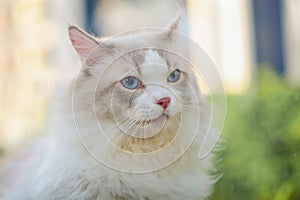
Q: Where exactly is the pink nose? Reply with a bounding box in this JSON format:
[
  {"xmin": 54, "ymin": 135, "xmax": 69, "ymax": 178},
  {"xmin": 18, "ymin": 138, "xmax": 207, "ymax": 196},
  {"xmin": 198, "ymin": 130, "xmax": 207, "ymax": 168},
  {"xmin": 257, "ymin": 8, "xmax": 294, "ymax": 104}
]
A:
[{"xmin": 156, "ymin": 97, "xmax": 171, "ymax": 109}]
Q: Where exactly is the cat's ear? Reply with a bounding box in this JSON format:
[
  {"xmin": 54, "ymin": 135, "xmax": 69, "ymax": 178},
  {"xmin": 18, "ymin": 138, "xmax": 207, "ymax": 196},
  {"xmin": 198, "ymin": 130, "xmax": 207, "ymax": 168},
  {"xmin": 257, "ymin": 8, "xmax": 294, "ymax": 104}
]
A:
[
  {"xmin": 167, "ymin": 12, "xmax": 182, "ymax": 31},
  {"xmin": 68, "ymin": 26, "xmax": 99, "ymax": 61},
  {"xmin": 165, "ymin": 10, "xmax": 183, "ymax": 38}
]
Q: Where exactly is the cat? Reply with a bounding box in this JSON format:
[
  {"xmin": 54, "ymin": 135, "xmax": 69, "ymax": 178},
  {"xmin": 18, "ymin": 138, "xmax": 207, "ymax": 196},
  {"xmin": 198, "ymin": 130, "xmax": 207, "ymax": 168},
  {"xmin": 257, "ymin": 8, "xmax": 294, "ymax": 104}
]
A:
[{"xmin": 0, "ymin": 14, "xmax": 220, "ymax": 200}]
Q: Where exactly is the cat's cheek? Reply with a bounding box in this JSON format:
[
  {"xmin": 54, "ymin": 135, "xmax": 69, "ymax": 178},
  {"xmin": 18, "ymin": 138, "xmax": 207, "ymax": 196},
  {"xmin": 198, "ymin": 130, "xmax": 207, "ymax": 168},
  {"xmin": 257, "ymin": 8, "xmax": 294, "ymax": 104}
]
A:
[{"xmin": 165, "ymin": 102, "xmax": 178, "ymax": 117}]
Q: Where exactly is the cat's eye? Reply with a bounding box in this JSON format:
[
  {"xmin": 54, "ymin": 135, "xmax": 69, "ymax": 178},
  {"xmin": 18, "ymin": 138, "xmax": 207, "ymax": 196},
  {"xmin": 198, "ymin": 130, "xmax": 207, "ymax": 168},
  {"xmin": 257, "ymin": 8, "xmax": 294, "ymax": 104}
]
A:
[
  {"xmin": 121, "ymin": 76, "xmax": 142, "ymax": 89},
  {"xmin": 167, "ymin": 69, "xmax": 181, "ymax": 82}
]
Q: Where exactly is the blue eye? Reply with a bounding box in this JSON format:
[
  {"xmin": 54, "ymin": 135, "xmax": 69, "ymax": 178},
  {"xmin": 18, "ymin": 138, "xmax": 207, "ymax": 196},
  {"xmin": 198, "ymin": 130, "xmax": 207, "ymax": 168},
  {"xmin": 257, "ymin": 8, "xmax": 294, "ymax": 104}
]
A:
[
  {"xmin": 121, "ymin": 76, "xmax": 141, "ymax": 89},
  {"xmin": 167, "ymin": 69, "xmax": 181, "ymax": 82}
]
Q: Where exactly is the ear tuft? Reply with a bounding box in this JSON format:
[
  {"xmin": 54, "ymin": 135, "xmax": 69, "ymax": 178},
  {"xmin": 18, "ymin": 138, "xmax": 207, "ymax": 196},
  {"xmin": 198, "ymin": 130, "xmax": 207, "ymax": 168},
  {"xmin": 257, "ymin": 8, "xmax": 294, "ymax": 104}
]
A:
[{"xmin": 68, "ymin": 26, "xmax": 99, "ymax": 61}]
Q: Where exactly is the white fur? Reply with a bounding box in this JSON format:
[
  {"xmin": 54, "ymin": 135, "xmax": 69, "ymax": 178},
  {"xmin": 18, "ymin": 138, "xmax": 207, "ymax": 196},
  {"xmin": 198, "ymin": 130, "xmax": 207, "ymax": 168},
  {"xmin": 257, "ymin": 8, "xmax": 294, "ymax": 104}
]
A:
[
  {"xmin": 144, "ymin": 50, "xmax": 166, "ymax": 66},
  {"xmin": 1, "ymin": 26, "xmax": 220, "ymax": 200},
  {"xmin": 2, "ymin": 109, "xmax": 218, "ymax": 200},
  {"xmin": 1, "ymin": 81, "xmax": 219, "ymax": 200},
  {"xmin": 140, "ymin": 50, "xmax": 168, "ymax": 83}
]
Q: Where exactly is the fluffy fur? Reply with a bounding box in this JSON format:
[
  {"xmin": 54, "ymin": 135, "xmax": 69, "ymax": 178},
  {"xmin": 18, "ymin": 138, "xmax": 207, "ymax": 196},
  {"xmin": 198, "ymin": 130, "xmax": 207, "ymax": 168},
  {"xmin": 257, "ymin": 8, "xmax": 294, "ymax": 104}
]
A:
[{"xmin": 0, "ymin": 17, "xmax": 220, "ymax": 200}]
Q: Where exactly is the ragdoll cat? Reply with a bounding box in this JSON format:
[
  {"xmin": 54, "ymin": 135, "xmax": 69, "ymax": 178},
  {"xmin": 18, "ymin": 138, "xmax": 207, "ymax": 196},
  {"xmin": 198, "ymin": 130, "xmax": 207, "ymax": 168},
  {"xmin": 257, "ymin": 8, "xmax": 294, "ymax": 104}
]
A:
[{"xmin": 0, "ymin": 15, "xmax": 219, "ymax": 200}]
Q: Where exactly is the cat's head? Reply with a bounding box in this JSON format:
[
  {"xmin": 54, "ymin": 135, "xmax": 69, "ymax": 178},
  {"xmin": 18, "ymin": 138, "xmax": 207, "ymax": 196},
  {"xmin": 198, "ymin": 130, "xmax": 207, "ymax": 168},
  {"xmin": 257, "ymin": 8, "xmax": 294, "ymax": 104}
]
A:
[{"xmin": 69, "ymin": 16, "xmax": 205, "ymax": 153}]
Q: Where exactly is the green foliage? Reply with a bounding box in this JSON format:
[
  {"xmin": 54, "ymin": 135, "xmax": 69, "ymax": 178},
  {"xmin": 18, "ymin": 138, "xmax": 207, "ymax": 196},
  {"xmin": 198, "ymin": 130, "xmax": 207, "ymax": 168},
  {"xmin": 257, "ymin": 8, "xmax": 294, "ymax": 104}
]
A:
[{"xmin": 210, "ymin": 68, "xmax": 300, "ymax": 200}]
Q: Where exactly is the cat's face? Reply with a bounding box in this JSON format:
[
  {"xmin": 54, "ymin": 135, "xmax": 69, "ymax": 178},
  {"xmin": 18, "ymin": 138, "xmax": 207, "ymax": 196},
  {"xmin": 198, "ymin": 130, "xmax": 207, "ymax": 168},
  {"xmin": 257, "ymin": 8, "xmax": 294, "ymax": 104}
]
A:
[
  {"xmin": 69, "ymin": 21, "xmax": 201, "ymax": 152},
  {"xmin": 107, "ymin": 49, "xmax": 192, "ymax": 138}
]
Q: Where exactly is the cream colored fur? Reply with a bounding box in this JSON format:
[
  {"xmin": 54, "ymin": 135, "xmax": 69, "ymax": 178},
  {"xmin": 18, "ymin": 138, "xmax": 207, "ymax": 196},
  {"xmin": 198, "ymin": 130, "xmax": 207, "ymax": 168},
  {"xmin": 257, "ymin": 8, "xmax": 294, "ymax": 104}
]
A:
[{"xmin": 0, "ymin": 17, "xmax": 220, "ymax": 200}]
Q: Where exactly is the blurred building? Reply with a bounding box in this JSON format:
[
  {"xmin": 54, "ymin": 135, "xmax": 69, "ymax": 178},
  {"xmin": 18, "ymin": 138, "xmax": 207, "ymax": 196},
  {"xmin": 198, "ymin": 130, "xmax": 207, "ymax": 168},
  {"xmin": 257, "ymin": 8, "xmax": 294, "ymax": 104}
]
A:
[
  {"xmin": 62, "ymin": 0, "xmax": 300, "ymax": 92},
  {"xmin": 0, "ymin": 0, "xmax": 53, "ymax": 149},
  {"xmin": 0, "ymin": 0, "xmax": 300, "ymax": 148}
]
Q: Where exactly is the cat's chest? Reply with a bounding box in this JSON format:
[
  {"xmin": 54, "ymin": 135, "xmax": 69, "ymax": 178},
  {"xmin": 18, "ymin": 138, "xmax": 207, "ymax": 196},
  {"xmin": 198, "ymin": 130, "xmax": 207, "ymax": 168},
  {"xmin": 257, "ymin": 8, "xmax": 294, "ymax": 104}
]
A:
[
  {"xmin": 63, "ymin": 155, "xmax": 199, "ymax": 198},
  {"xmin": 30, "ymin": 149, "xmax": 211, "ymax": 200}
]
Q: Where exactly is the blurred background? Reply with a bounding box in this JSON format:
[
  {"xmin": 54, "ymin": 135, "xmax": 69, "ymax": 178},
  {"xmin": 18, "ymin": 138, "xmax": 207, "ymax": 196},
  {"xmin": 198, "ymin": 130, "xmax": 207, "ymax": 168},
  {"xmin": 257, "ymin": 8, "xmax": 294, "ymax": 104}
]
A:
[{"xmin": 0, "ymin": 0, "xmax": 300, "ymax": 199}]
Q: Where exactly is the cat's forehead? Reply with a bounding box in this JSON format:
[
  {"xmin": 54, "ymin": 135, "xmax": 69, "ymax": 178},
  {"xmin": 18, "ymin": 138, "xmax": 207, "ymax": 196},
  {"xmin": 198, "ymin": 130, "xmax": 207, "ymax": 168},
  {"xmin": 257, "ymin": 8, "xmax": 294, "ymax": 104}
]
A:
[
  {"xmin": 141, "ymin": 50, "xmax": 168, "ymax": 74},
  {"xmin": 143, "ymin": 50, "xmax": 166, "ymax": 65}
]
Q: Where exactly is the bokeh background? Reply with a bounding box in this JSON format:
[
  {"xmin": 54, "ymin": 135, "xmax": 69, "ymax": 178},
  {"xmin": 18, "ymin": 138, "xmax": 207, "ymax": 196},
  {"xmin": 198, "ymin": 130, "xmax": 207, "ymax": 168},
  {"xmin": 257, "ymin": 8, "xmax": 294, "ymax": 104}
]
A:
[{"xmin": 0, "ymin": 0, "xmax": 300, "ymax": 199}]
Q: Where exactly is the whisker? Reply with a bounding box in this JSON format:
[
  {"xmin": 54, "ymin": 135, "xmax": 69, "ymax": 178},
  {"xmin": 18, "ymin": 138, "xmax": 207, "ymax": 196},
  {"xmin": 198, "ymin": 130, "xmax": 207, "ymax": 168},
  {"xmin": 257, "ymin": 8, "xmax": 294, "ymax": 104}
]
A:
[
  {"xmin": 135, "ymin": 116, "xmax": 146, "ymax": 138},
  {"xmin": 104, "ymin": 117, "xmax": 137, "ymax": 142},
  {"xmin": 123, "ymin": 115, "xmax": 148, "ymax": 150},
  {"xmin": 103, "ymin": 116, "xmax": 132, "ymax": 133},
  {"xmin": 108, "ymin": 118, "xmax": 140, "ymax": 148},
  {"xmin": 118, "ymin": 118, "xmax": 139, "ymax": 136},
  {"xmin": 179, "ymin": 103, "xmax": 197, "ymax": 108},
  {"xmin": 141, "ymin": 115, "xmax": 149, "ymax": 138}
]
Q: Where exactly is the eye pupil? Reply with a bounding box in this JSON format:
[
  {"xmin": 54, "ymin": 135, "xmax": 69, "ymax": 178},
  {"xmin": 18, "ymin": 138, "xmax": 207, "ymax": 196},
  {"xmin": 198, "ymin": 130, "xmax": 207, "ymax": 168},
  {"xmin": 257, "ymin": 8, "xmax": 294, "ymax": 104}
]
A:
[
  {"xmin": 126, "ymin": 78, "xmax": 132, "ymax": 84},
  {"xmin": 172, "ymin": 71, "xmax": 178, "ymax": 77}
]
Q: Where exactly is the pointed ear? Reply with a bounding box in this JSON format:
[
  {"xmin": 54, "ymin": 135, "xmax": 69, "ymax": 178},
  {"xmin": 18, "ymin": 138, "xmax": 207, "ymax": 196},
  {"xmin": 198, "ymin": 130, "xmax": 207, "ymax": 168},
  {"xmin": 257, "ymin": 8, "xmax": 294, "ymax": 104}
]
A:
[
  {"xmin": 166, "ymin": 11, "xmax": 183, "ymax": 32},
  {"xmin": 161, "ymin": 10, "xmax": 183, "ymax": 40},
  {"xmin": 68, "ymin": 26, "xmax": 99, "ymax": 61}
]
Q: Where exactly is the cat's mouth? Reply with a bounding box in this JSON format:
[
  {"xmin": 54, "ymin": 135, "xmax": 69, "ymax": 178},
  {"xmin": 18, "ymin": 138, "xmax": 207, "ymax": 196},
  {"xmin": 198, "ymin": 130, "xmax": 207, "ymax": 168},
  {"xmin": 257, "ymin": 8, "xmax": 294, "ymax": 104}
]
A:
[{"xmin": 135, "ymin": 113, "xmax": 168, "ymax": 126}]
